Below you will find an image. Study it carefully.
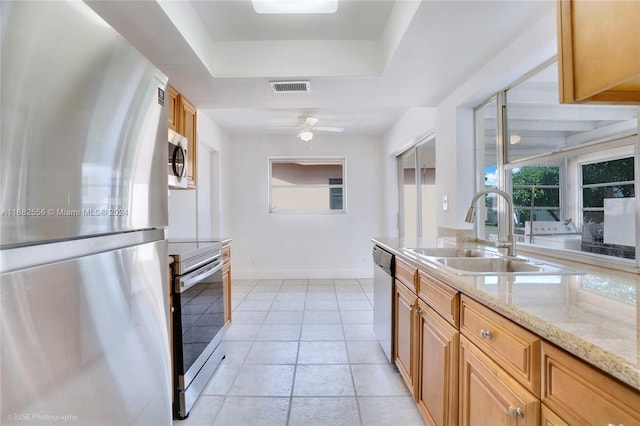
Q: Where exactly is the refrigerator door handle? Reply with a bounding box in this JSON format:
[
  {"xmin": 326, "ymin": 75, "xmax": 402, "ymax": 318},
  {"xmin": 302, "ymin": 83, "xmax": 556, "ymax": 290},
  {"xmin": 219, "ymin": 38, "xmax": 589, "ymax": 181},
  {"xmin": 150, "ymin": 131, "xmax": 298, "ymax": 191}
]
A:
[{"xmin": 175, "ymin": 259, "xmax": 223, "ymax": 293}]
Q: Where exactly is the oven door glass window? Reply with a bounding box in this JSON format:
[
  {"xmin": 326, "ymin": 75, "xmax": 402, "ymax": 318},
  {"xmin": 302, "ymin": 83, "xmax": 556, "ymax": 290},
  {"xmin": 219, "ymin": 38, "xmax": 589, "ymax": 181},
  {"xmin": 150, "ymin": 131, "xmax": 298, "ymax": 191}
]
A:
[{"xmin": 177, "ymin": 276, "xmax": 224, "ymax": 373}]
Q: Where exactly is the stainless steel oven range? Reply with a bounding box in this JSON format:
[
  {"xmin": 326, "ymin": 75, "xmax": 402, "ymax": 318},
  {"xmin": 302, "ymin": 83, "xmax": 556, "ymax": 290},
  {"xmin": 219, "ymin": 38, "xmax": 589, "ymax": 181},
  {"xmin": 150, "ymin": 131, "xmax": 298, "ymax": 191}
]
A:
[{"xmin": 169, "ymin": 240, "xmax": 225, "ymax": 420}]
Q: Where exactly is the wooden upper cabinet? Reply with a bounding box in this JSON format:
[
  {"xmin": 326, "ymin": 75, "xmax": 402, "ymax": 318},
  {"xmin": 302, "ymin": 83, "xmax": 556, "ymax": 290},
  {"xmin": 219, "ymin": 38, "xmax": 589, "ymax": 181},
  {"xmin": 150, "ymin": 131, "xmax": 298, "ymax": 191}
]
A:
[
  {"xmin": 179, "ymin": 96, "xmax": 197, "ymax": 188},
  {"xmin": 167, "ymin": 85, "xmax": 179, "ymax": 132},
  {"xmin": 557, "ymin": 0, "xmax": 640, "ymax": 104},
  {"xmin": 167, "ymin": 85, "xmax": 197, "ymax": 189}
]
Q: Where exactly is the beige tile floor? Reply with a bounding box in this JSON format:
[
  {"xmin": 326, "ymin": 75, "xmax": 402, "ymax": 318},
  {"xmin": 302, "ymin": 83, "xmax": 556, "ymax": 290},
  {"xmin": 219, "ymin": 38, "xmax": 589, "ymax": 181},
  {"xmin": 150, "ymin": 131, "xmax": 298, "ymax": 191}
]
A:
[{"xmin": 175, "ymin": 279, "xmax": 425, "ymax": 426}]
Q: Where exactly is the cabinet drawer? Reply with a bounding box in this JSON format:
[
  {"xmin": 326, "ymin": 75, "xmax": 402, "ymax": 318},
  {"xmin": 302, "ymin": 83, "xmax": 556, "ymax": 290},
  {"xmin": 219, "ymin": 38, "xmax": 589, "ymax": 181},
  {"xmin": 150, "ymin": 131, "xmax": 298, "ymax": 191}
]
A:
[
  {"xmin": 541, "ymin": 342, "xmax": 640, "ymax": 425},
  {"xmin": 460, "ymin": 295, "xmax": 540, "ymax": 396},
  {"xmin": 395, "ymin": 257, "xmax": 417, "ymax": 292},
  {"xmin": 418, "ymin": 271, "xmax": 459, "ymax": 328},
  {"xmin": 222, "ymin": 245, "xmax": 231, "ymax": 264}
]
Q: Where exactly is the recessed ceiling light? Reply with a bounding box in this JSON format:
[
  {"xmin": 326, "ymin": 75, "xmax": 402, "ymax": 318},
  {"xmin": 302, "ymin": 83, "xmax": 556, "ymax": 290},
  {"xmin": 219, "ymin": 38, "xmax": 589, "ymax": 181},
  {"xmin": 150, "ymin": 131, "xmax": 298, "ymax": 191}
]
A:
[{"xmin": 252, "ymin": 0, "xmax": 338, "ymax": 14}]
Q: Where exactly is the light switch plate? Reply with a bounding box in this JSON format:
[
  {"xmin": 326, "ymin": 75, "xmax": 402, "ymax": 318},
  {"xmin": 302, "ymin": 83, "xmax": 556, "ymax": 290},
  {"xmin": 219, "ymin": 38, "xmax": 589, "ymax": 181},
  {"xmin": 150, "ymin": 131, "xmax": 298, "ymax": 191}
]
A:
[{"xmin": 442, "ymin": 195, "xmax": 448, "ymax": 211}]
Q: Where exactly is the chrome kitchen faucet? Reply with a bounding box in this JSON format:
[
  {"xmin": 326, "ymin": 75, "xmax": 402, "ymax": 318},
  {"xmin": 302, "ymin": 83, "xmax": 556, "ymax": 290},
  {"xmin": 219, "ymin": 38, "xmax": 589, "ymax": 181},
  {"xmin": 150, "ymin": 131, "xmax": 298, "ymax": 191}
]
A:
[{"xmin": 465, "ymin": 188, "xmax": 518, "ymax": 258}]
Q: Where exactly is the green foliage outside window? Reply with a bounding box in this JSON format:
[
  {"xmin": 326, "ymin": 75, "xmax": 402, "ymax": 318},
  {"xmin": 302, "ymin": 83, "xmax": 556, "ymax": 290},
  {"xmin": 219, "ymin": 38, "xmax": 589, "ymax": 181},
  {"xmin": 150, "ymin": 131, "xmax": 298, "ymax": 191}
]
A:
[{"xmin": 511, "ymin": 166, "xmax": 560, "ymax": 226}]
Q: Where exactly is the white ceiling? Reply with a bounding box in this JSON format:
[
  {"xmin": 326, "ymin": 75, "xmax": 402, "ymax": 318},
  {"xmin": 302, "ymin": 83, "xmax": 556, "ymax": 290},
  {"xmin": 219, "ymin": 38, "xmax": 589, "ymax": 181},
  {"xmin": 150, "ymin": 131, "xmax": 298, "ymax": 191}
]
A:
[{"xmin": 88, "ymin": 0, "xmax": 556, "ymax": 139}]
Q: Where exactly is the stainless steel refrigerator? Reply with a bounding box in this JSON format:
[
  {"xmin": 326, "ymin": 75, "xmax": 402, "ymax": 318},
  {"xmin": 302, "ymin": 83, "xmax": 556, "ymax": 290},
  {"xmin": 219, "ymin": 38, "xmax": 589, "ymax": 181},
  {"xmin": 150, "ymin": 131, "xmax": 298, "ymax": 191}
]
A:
[{"xmin": 1, "ymin": 1, "xmax": 172, "ymax": 425}]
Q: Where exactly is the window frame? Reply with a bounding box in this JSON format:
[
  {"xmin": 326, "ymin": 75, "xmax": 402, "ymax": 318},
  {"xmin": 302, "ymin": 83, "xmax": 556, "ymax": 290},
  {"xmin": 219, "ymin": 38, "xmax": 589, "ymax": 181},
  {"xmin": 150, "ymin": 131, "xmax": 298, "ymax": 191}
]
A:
[
  {"xmin": 473, "ymin": 60, "xmax": 639, "ymax": 272},
  {"xmin": 268, "ymin": 157, "xmax": 346, "ymax": 214},
  {"xmin": 397, "ymin": 133, "xmax": 436, "ymax": 240}
]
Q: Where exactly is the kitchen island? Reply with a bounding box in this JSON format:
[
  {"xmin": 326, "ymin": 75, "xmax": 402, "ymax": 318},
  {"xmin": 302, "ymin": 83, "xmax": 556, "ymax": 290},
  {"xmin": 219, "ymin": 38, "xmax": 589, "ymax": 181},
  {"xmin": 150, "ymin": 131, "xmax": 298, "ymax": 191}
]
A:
[{"xmin": 373, "ymin": 237, "xmax": 639, "ymax": 425}]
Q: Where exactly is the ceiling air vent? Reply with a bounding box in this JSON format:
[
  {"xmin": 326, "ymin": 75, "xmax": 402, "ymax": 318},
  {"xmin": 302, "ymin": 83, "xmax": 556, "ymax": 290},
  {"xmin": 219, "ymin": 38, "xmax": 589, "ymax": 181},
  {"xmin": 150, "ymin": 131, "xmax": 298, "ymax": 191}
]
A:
[{"xmin": 270, "ymin": 80, "xmax": 311, "ymax": 93}]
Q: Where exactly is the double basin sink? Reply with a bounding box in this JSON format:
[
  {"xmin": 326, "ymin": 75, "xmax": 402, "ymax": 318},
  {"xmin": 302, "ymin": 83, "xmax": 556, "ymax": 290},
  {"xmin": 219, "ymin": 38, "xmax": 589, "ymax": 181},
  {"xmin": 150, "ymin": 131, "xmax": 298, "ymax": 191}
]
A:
[{"xmin": 404, "ymin": 247, "xmax": 583, "ymax": 276}]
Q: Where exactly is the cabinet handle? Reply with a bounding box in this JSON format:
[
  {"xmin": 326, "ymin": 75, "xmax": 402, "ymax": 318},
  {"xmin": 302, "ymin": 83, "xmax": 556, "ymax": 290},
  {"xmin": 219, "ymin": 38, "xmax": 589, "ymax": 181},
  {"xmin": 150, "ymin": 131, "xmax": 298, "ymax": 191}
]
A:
[
  {"xmin": 607, "ymin": 424, "xmax": 624, "ymax": 426},
  {"xmin": 508, "ymin": 406, "xmax": 523, "ymax": 419},
  {"xmin": 480, "ymin": 329, "xmax": 492, "ymax": 340}
]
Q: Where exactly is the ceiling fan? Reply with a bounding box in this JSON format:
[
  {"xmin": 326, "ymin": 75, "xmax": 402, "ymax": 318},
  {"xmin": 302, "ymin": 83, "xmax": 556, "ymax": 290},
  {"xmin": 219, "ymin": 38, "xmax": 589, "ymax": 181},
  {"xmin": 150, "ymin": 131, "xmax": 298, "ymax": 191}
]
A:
[{"xmin": 269, "ymin": 116, "xmax": 344, "ymax": 141}]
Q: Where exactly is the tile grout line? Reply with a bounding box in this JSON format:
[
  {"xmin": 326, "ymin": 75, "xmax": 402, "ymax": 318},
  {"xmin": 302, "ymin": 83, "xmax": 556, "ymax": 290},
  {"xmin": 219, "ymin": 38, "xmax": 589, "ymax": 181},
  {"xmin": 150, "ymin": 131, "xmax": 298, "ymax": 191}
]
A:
[{"xmin": 284, "ymin": 278, "xmax": 307, "ymax": 426}]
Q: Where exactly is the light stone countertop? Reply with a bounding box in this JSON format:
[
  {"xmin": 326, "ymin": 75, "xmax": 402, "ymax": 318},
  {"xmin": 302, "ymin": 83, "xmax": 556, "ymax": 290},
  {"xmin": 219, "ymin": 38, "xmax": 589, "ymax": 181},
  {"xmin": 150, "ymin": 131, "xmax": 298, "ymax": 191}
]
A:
[{"xmin": 372, "ymin": 237, "xmax": 640, "ymax": 392}]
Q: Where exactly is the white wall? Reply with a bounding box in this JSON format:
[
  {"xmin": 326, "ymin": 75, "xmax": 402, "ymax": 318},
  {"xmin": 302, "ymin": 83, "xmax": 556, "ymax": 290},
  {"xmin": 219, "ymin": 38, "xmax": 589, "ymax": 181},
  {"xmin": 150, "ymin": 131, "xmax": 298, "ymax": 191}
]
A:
[
  {"xmin": 229, "ymin": 134, "xmax": 384, "ymax": 279},
  {"xmin": 435, "ymin": 10, "xmax": 557, "ymax": 232},
  {"xmin": 167, "ymin": 112, "xmax": 232, "ymax": 239},
  {"xmin": 379, "ymin": 11, "xmax": 557, "ymax": 239}
]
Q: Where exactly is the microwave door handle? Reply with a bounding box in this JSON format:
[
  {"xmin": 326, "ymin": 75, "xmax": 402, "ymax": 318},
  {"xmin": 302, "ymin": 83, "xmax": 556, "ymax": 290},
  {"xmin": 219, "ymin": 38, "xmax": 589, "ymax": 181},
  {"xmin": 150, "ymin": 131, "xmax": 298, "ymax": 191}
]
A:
[{"xmin": 175, "ymin": 259, "xmax": 223, "ymax": 293}]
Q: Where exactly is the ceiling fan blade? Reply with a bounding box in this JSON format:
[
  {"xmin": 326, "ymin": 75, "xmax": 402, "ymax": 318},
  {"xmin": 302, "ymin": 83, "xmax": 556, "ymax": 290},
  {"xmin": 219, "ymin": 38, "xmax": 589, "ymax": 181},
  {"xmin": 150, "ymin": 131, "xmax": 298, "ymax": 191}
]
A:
[
  {"xmin": 303, "ymin": 116, "xmax": 319, "ymax": 127},
  {"xmin": 266, "ymin": 126, "xmax": 299, "ymax": 130},
  {"xmin": 314, "ymin": 126, "xmax": 344, "ymax": 132}
]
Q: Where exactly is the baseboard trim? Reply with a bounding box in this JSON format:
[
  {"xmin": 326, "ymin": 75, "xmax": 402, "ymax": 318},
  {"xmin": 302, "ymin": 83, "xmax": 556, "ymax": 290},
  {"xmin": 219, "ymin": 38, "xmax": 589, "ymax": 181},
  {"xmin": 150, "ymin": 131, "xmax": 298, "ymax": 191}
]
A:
[{"xmin": 233, "ymin": 269, "xmax": 373, "ymax": 280}]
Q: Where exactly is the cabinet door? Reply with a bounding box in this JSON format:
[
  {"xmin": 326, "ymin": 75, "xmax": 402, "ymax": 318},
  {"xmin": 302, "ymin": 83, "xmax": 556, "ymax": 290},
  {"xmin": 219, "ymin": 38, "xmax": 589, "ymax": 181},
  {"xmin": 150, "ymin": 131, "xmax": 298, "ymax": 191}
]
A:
[
  {"xmin": 540, "ymin": 404, "xmax": 569, "ymax": 426},
  {"xmin": 179, "ymin": 96, "xmax": 197, "ymax": 187},
  {"xmin": 167, "ymin": 85, "xmax": 179, "ymax": 132},
  {"xmin": 460, "ymin": 336, "xmax": 539, "ymax": 426},
  {"xmin": 541, "ymin": 342, "xmax": 640, "ymax": 425},
  {"xmin": 416, "ymin": 300, "xmax": 459, "ymax": 426},
  {"xmin": 222, "ymin": 262, "xmax": 231, "ymax": 326},
  {"xmin": 394, "ymin": 281, "xmax": 417, "ymax": 396},
  {"xmin": 558, "ymin": 0, "xmax": 640, "ymax": 103}
]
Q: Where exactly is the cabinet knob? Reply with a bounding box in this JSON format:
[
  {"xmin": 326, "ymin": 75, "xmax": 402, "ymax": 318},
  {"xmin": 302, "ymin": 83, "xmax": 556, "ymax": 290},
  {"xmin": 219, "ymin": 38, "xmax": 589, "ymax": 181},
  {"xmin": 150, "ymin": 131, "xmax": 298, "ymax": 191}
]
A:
[
  {"xmin": 508, "ymin": 406, "xmax": 523, "ymax": 419},
  {"xmin": 480, "ymin": 329, "xmax": 493, "ymax": 340},
  {"xmin": 415, "ymin": 308, "xmax": 421, "ymax": 317}
]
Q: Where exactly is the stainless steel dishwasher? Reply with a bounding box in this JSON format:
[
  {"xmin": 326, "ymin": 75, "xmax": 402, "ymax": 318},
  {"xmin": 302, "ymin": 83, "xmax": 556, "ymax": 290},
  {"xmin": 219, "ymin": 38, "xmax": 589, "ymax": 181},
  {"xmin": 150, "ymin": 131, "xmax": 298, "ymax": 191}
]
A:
[{"xmin": 372, "ymin": 245, "xmax": 394, "ymax": 362}]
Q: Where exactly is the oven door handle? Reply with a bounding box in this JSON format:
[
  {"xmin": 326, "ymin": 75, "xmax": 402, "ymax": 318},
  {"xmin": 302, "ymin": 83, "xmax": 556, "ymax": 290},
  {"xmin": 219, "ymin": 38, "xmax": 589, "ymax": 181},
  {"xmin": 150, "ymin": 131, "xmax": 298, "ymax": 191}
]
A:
[{"xmin": 176, "ymin": 258, "xmax": 223, "ymax": 293}]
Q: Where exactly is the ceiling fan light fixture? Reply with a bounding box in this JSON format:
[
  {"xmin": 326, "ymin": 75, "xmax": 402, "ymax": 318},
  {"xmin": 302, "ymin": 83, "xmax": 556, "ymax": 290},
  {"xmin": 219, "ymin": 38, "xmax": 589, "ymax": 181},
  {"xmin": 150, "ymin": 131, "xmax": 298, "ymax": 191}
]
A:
[
  {"xmin": 252, "ymin": 0, "xmax": 338, "ymax": 14},
  {"xmin": 298, "ymin": 128, "xmax": 314, "ymax": 142}
]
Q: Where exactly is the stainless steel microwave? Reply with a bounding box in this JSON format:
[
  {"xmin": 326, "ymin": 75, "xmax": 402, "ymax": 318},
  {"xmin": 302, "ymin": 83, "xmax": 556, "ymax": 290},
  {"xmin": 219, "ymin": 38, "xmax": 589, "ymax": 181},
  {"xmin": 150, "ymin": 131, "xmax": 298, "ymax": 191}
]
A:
[{"xmin": 168, "ymin": 129, "xmax": 188, "ymax": 189}]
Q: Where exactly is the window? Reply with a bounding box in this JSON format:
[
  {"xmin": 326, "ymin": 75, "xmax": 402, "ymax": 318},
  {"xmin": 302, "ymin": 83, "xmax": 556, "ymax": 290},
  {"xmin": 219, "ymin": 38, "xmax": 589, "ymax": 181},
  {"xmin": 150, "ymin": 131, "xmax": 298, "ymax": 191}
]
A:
[
  {"xmin": 474, "ymin": 60, "xmax": 638, "ymax": 267},
  {"xmin": 510, "ymin": 165, "xmax": 561, "ymax": 228},
  {"xmin": 581, "ymin": 156, "xmax": 635, "ymax": 259},
  {"xmin": 269, "ymin": 158, "xmax": 345, "ymax": 213}
]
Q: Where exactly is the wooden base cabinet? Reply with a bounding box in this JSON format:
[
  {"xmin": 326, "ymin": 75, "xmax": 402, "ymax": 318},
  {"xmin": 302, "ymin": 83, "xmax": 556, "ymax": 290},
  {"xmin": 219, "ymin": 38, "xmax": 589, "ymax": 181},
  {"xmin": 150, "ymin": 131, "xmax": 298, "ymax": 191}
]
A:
[
  {"xmin": 541, "ymin": 342, "xmax": 640, "ymax": 425},
  {"xmin": 394, "ymin": 280, "xmax": 418, "ymax": 396},
  {"xmin": 416, "ymin": 300, "xmax": 459, "ymax": 426},
  {"xmin": 541, "ymin": 404, "xmax": 569, "ymax": 426},
  {"xmin": 460, "ymin": 336, "xmax": 540, "ymax": 426},
  {"xmin": 460, "ymin": 295, "xmax": 541, "ymax": 397}
]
